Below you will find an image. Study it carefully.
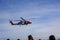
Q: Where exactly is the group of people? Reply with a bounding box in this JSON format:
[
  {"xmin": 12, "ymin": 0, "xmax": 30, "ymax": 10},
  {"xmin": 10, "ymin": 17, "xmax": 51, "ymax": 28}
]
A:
[
  {"xmin": 28, "ymin": 35, "xmax": 56, "ymax": 40},
  {"xmin": 6, "ymin": 35, "xmax": 56, "ymax": 40}
]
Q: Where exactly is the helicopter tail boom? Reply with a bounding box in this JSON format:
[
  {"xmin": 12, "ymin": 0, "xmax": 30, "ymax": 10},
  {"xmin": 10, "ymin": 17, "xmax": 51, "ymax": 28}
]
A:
[{"xmin": 10, "ymin": 21, "xmax": 14, "ymax": 25}]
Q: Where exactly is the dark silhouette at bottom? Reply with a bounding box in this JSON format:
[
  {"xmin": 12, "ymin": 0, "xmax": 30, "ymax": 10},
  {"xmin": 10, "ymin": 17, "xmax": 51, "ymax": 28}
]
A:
[
  {"xmin": 6, "ymin": 34, "xmax": 56, "ymax": 40},
  {"xmin": 7, "ymin": 38, "xmax": 10, "ymax": 40},
  {"xmin": 17, "ymin": 39, "xmax": 20, "ymax": 40},
  {"xmin": 49, "ymin": 35, "xmax": 56, "ymax": 40},
  {"xmin": 28, "ymin": 35, "xmax": 34, "ymax": 40}
]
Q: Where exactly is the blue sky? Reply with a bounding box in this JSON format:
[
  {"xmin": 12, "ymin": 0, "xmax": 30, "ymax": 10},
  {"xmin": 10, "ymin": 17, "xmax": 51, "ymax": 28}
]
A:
[{"xmin": 0, "ymin": 0, "xmax": 60, "ymax": 40}]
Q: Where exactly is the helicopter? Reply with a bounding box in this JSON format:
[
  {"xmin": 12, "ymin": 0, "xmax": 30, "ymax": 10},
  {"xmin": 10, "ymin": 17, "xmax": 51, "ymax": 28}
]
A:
[{"xmin": 10, "ymin": 17, "xmax": 31, "ymax": 25}]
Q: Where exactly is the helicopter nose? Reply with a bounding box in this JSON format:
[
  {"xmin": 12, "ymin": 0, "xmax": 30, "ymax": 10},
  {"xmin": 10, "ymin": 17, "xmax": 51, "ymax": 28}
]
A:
[{"xmin": 26, "ymin": 21, "xmax": 32, "ymax": 24}]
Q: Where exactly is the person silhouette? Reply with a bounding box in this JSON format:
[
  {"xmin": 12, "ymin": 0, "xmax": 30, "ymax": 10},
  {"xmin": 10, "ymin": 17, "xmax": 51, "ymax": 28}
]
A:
[
  {"xmin": 17, "ymin": 39, "xmax": 20, "ymax": 40},
  {"xmin": 28, "ymin": 35, "xmax": 34, "ymax": 40},
  {"xmin": 7, "ymin": 38, "xmax": 10, "ymax": 40},
  {"xmin": 49, "ymin": 35, "xmax": 56, "ymax": 40}
]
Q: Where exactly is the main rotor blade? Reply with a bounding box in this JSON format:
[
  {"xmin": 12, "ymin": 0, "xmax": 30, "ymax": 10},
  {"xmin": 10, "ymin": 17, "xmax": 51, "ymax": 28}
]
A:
[
  {"xmin": 20, "ymin": 17, "xmax": 26, "ymax": 21},
  {"xmin": 9, "ymin": 19, "xmax": 20, "ymax": 21}
]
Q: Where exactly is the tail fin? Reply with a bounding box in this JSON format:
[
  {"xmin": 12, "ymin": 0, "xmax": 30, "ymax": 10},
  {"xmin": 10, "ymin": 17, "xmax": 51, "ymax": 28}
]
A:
[{"xmin": 10, "ymin": 21, "xmax": 14, "ymax": 25}]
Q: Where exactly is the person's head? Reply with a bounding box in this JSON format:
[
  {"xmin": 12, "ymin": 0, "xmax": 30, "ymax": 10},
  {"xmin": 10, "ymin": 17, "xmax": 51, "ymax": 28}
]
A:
[
  {"xmin": 49, "ymin": 35, "xmax": 56, "ymax": 40},
  {"xmin": 7, "ymin": 38, "xmax": 10, "ymax": 40},
  {"xmin": 28, "ymin": 35, "xmax": 34, "ymax": 40}
]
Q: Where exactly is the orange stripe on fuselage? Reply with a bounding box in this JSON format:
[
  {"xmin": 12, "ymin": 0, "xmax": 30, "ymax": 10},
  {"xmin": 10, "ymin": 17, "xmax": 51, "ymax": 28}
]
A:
[{"xmin": 25, "ymin": 21, "xmax": 30, "ymax": 24}]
